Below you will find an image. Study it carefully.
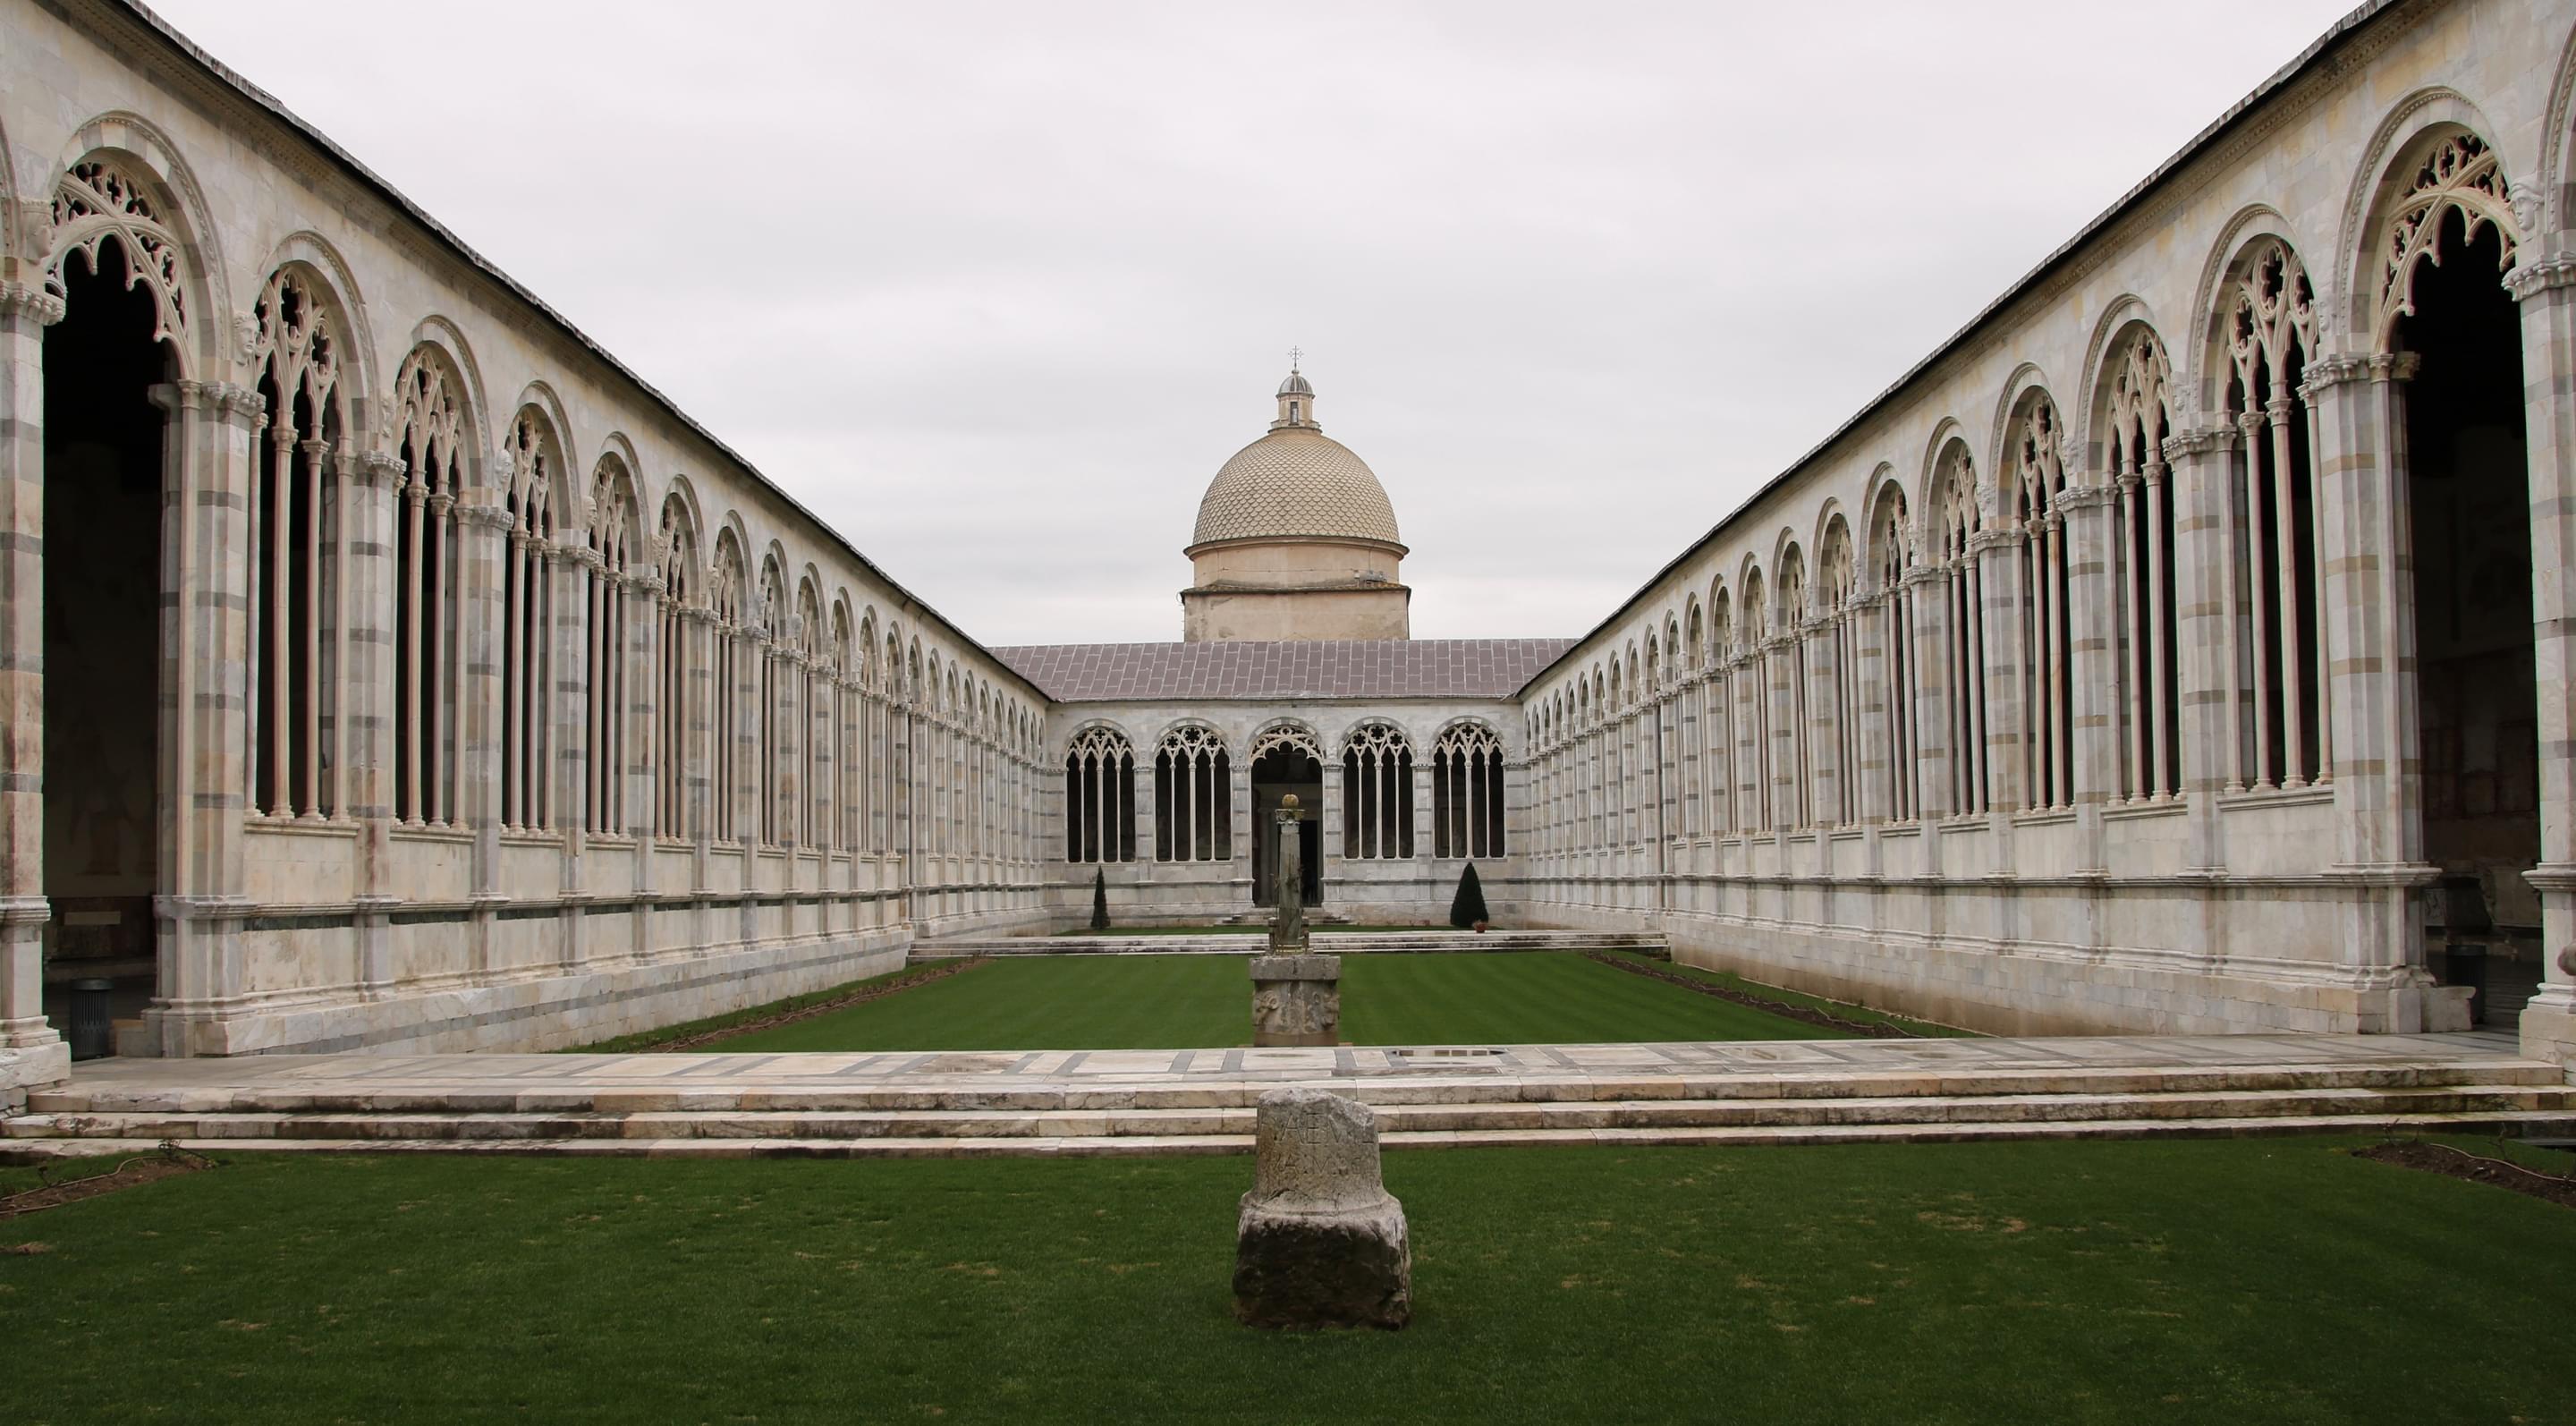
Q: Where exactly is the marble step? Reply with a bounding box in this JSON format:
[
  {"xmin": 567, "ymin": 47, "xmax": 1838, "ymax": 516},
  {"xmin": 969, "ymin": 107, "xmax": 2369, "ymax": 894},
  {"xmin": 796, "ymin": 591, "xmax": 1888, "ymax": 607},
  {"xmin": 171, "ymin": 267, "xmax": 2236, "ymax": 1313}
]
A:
[
  {"xmin": 10, "ymin": 1108, "xmax": 2576, "ymax": 1161},
  {"xmin": 25, "ymin": 1057, "xmax": 2565, "ymax": 1118},
  {"xmin": 16, "ymin": 1084, "xmax": 2573, "ymax": 1143},
  {"xmin": 912, "ymin": 930, "xmax": 1670, "ymax": 958}
]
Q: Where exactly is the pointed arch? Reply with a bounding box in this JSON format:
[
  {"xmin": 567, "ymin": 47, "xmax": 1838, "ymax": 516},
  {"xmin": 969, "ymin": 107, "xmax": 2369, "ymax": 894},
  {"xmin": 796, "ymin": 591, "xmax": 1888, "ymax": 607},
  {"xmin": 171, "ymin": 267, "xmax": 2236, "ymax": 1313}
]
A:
[
  {"xmin": 46, "ymin": 113, "xmax": 230, "ymax": 378},
  {"xmin": 1063, "ymin": 722, "xmax": 1136, "ymax": 864},
  {"xmin": 2096, "ymin": 319, "xmax": 2180, "ymax": 802},
  {"xmin": 2006, "ymin": 385, "xmax": 2074, "ymax": 810},
  {"xmin": 389, "ymin": 340, "xmax": 473, "ymax": 828},
  {"xmin": 1340, "ymin": 719, "xmax": 1415, "ymax": 860},
  {"xmin": 242, "ymin": 261, "xmax": 356, "ymax": 822}
]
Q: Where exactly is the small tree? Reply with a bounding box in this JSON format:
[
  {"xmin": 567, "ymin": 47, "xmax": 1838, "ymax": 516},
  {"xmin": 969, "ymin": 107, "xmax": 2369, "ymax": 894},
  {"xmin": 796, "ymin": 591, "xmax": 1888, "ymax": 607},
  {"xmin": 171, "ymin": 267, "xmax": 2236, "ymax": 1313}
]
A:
[
  {"xmin": 1448, "ymin": 862, "xmax": 1489, "ymax": 930},
  {"xmin": 1089, "ymin": 867, "xmax": 1111, "ymax": 931}
]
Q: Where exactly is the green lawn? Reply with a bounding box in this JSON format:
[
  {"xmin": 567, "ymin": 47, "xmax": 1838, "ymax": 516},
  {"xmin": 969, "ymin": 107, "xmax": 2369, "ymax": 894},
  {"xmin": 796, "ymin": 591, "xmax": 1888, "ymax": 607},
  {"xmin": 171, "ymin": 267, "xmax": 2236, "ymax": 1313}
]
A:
[
  {"xmin": 706, "ymin": 951, "xmax": 1850, "ymax": 1052},
  {"xmin": 4, "ymin": 1139, "xmax": 2571, "ymax": 1424}
]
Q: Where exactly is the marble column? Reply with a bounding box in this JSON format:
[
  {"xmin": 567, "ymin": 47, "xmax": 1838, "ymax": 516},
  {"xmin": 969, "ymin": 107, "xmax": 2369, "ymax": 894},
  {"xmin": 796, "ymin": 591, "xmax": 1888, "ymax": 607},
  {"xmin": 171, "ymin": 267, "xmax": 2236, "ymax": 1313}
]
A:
[
  {"xmin": 2305, "ymin": 351, "xmax": 2433, "ymax": 1014},
  {"xmin": 2509, "ymin": 256, "xmax": 2576, "ymax": 1065}
]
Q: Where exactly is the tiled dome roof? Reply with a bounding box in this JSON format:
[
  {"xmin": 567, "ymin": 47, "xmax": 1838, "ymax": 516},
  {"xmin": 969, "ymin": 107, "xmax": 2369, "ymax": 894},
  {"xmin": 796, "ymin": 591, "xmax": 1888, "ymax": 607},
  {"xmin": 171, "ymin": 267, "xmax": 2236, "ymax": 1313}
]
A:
[{"xmin": 1191, "ymin": 428, "xmax": 1402, "ymax": 548}]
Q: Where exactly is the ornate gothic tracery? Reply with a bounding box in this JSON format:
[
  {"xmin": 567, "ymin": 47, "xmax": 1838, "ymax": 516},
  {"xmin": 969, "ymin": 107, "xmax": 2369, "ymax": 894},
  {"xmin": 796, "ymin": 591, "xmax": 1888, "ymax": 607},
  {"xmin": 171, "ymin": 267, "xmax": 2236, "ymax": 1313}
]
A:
[
  {"xmin": 2223, "ymin": 238, "xmax": 2325, "ymax": 792},
  {"xmin": 2104, "ymin": 326, "xmax": 2179, "ymax": 802},
  {"xmin": 501, "ymin": 410, "xmax": 560, "ymax": 831},
  {"xmin": 2011, "ymin": 396, "xmax": 2073, "ymax": 811},
  {"xmin": 1154, "ymin": 725, "xmax": 1232, "ymax": 862},
  {"xmin": 1341, "ymin": 721, "xmax": 1414, "ymax": 860},
  {"xmin": 2377, "ymin": 132, "xmax": 2517, "ymax": 344},
  {"xmin": 392, "ymin": 345, "xmax": 467, "ymax": 828},
  {"xmin": 248, "ymin": 267, "xmax": 344, "ymax": 822},
  {"xmin": 1432, "ymin": 721, "xmax": 1505, "ymax": 859},
  {"xmin": 1064, "ymin": 726, "xmax": 1135, "ymax": 864},
  {"xmin": 47, "ymin": 159, "xmax": 187, "ymax": 344}
]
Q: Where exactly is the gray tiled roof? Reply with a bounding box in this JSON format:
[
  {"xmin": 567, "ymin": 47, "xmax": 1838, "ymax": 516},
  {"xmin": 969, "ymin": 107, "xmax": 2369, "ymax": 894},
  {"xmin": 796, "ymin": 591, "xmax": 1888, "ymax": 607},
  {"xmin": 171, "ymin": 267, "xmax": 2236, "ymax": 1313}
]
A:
[{"xmin": 992, "ymin": 640, "xmax": 1576, "ymax": 703}]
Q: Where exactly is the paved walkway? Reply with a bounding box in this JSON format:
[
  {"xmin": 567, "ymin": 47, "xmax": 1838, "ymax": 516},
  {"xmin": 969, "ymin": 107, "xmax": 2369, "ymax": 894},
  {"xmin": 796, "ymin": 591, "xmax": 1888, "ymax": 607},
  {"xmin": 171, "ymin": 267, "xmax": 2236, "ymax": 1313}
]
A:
[{"xmin": 41, "ymin": 1031, "xmax": 2552, "ymax": 1108}]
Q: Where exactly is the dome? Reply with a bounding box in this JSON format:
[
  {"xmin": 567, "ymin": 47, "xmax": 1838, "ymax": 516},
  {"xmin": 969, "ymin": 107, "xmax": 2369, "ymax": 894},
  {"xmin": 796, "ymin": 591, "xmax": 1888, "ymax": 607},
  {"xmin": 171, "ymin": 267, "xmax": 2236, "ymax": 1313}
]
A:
[
  {"xmin": 1191, "ymin": 427, "xmax": 1402, "ymax": 549},
  {"xmin": 1276, "ymin": 369, "xmax": 1314, "ymax": 397}
]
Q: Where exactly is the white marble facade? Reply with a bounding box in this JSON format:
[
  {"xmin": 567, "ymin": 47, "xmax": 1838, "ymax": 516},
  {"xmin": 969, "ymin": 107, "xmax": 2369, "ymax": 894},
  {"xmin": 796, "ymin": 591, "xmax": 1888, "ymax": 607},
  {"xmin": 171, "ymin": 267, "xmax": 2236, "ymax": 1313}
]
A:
[{"xmin": 3, "ymin": 0, "xmax": 2574, "ymax": 1099}]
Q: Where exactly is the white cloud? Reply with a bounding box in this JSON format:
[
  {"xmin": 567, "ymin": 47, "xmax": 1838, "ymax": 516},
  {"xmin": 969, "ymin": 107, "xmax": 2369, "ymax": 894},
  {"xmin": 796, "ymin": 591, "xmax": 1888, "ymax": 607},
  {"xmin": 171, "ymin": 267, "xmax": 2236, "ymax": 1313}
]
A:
[{"xmin": 151, "ymin": 0, "xmax": 2358, "ymax": 644}]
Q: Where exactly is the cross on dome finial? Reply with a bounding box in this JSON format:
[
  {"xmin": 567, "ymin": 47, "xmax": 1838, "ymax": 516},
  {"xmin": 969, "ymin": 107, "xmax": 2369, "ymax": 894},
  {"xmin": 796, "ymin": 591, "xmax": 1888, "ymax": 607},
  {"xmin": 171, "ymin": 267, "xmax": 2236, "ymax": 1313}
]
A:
[{"xmin": 1288, "ymin": 345, "xmax": 1302, "ymax": 373}]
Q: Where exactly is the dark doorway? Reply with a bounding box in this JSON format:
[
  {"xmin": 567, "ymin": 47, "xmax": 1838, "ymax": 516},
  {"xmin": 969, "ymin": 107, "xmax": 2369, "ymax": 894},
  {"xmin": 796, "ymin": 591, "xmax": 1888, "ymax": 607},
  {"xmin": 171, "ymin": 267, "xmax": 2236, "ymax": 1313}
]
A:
[
  {"xmin": 2402, "ymin": 208, "xmax": 2538, "ymax": 1026},
  {"xmin": 41, "ymin": 239, "xmax": 170, "ymax": 1056},
  {"xmin": 1249, "ymin": 743, "xmax": 1322, "ymax": 907}
]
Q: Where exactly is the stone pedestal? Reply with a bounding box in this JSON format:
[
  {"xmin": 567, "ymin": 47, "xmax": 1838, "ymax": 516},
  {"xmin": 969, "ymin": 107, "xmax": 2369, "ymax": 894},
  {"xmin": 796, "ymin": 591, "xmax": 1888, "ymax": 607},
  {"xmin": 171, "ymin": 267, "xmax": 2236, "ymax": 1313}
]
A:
[
  {"xmin": 1250, "ymin": 953, "xmax": 1339, "ymax": 1047},
  {"xmin": 1233, "ymin": 1087, "xmax": 1411, "ymax": 1330}
]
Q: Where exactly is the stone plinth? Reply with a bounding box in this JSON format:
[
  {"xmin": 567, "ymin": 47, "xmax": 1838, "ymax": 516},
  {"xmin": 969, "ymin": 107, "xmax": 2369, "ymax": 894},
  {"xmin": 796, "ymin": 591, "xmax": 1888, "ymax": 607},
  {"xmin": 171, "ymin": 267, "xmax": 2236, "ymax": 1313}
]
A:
[
  {"xmin": 1233, "ymin": 1087, "xmax": 1411, "ymax": 1329},
  {"xmin": 1250, "ymin": 954, "xmax": 1340, "ymax": 1047}
]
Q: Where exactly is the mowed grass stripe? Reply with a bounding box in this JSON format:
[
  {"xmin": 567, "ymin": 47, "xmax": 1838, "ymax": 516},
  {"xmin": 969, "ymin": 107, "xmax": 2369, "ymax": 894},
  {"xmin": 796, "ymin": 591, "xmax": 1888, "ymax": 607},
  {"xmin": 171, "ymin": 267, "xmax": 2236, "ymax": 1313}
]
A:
[
  {"xmin": 4, "ymin": 1140, "xmax": 2570, "ymax": 1424},
  {"xmin": 705, "ymin": 951, "xmax": 1853, "ymax": 1052}
]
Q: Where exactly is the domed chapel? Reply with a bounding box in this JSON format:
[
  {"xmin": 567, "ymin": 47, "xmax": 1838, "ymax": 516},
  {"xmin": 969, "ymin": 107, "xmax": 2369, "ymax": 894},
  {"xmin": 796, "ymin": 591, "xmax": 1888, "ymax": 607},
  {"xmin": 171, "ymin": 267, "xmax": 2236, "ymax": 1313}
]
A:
[{"xmin": 2, "ymin": 0, "xmax": 2572, "ymax": 1092}]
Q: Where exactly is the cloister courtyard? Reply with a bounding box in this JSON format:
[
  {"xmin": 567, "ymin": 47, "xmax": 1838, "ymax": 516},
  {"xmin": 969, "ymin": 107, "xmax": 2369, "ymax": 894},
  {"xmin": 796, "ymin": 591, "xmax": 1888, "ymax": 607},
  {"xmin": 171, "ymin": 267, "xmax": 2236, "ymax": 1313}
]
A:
[{"xmin": 10, "ymin": 0, "xmax": 2576, "ymax": 1420}]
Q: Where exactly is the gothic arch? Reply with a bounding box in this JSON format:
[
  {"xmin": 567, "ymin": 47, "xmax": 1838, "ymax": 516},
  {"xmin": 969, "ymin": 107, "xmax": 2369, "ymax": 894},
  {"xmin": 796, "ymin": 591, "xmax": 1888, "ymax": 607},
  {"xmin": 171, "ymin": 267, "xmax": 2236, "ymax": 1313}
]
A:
[
  {"xmin": 657, "ymin": 472, "xmax": 709, "ymax": 570},
  {"xmin": 2338, "ymin": 89, "xmax": 2525, "ymax": 349},
  {"xmin": 390, "ymin": 340, "xmax": 479, "ymax": 493},
  {"xmin": 2182, "ymin": 208, "xmax": 2298, "ymax": 413},
  {"xmin": 405, "ymin": 314, "xmax": 489, "ymax": 463},
  {"xmin": 2076, "ymin": 296, "xmax": 2163, "ymax": 446},
  {"xmin": 1917, "ymin": 416, "xmax": 1983, "ymax": 520},
  {"xmin": 1984, "ymin": 363, "xmax": 2056, "ymax": 481},
  {"xmin": 508, "ymin": 380, "xmax": 580, "ymax": 488},
  {"xmin": 46, "ymin": 111, "xmax": 228, "ymax": 378},
  {"xmin": 254, "ymin": 233, "xmax": 377, "ymax": 428},
  {"xmin": 1248, "ymin": 718, "xmax": 1323, "ymax": 763}
]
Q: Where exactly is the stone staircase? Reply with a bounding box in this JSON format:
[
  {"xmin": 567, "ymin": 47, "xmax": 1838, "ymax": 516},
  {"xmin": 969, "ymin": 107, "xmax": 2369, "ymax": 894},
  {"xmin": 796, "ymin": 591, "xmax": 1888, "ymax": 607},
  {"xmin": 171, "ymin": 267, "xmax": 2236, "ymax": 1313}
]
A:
[
  {"xmin": 9, "ymin": 1052, "xmax": 2572, "ymax": 1160},
  {"xmin": 914, "ymin": 930, "xmax": 1671, "ymax": 958}
]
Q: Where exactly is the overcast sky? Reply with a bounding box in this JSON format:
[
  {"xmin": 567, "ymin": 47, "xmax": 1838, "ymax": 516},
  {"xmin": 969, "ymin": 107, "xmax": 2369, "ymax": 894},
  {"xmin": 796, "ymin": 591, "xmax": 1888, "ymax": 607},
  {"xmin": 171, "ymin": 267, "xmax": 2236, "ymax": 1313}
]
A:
[{"xmin": 156, "ymin": 0, "xmax": 2358, "ymax": 648}]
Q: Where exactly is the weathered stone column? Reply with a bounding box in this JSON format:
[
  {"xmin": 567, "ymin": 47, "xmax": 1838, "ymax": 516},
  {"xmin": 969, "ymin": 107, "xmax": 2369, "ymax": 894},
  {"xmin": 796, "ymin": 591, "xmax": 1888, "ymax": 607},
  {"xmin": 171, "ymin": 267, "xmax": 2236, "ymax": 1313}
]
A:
[
  {"xmin": 1233, "ymin": 1087, "xmax": 1411, "ymax": 1330},
  {"xmin": 2164, "ymin": 426, "xmax": 2235, "ymax": 874},
  {"xmin": 2306, "ymin": 352, "xmax": 2436, "ymax": 1016},
  {"xmin": 2510, "ymin": 256, "xmax": 2576, "ymax": 1065},
  {"xmin": 0, "ymin": 284, "xmax": 65, "ymax": 1084}
]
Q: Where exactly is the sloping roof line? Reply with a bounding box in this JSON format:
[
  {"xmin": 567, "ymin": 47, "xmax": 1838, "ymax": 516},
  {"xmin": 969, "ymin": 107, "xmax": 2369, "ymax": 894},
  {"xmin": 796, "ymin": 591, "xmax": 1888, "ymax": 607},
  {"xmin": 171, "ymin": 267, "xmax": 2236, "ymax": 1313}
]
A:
[
  {"xmin": 102, "ymin": 0, "xmax": 1044, "ymax": 703},
  {"xmin": 993, "ymin": 640, "xmax": 1577, "ymax": 703},
  {"xmin": 1514, "ymin": 0, "xmax": 2401, "ymax": 700}
]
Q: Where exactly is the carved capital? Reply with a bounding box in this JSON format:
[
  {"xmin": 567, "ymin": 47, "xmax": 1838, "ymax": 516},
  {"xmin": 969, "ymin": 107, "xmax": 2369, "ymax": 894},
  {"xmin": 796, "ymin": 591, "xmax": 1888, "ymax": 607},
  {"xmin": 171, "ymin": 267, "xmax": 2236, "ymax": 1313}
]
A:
[
  {"xmin": 2159, "ymin": 425, "xmax": 2233, "ymax": 461},
  {"xmin": 0, "ymin": 280, "xmax": 65, "ymax": 326},
  {"xmin": 2298, "ymin": 352, "xmax": 2375, "ymax": 394},
  {"xmin": 357, "ymin": 450, "xmax": 404, "ymax": 488},
  {"xmin": 454, "ymin": 502, "xmax": 515, "ymax": 531}
]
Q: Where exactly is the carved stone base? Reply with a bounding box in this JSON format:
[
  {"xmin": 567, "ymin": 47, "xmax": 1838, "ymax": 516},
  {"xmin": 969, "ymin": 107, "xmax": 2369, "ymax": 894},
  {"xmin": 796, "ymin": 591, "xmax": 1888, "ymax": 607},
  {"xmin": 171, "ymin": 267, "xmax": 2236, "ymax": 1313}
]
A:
[{"xmin": 1250, "ymin": 954, "xmax": 1340, "ymax": 1047}]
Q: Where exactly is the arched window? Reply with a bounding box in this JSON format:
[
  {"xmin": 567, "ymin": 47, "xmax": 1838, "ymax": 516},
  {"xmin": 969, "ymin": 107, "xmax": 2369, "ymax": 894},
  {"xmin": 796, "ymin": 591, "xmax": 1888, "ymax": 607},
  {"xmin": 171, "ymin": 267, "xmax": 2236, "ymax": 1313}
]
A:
[
  {"xmin": 1739, "ymin": 573, "xmax": 1771, "ymax": 829},
  {"xmin": 1817, "ymin": 519, "xmax": 1859, "ymax": 826},
  {"xmin": 2222, "ymin": 237, "xmax": 2324, "ymax": 791},
  {"xmin": 391, "ymin": 344, "xmax": 466, "ymax": 828},
  {"xmin": 501, "ymin": 412, "xmax": 559, "ymax": 831},
  {"xmin": 655, "ymin": 496, "xmax": 696, "ymax": 839},
  {"xmin": 2104, "ymin": 327, "xmax": 2180, "ymax": 801},
  {"xmin": 248, "ymin": 269, "xmax": 345, "ymax": 821},
  {"xmin": 1870, "ymin": 486, "xmax": 1919, "ymax": 822},
  {"xmin": 1775, "ymin": 546, "xmax": 1809, "ymax": 828},
  {"xmin": 1929, "ymin": 444, "xmax": 1987, "ymax": 815},
  {"xmin": 708, "ymin": 534, "xmax": 747, "ymax": 842},
  {"xmin": 1710, "ymin": 589, "xmax": 1737, "ymax": 836},
  {"xmin": 2010, "ymin": 396, "xmax": 2074, "ymax": 811},
  {"xmin": 586, "ymin": 459, "xmax": 639, "ymax": 835},
  {"xmin": 831, "ymin": 604, "xmax": 855, "ymax": 853},
  {"xmin": 1154, "ymin": 725, "xmax": 1232, "ymax": 862},
  {"xmin": 798, "ymin": 580, "xmax": 826, "ymax": 848},
  {"xmin": 755, "ymin": 558, "xmax": 788, "ymax": 845},
  {"xmin": 1064, "ymin": 726, "xmax": 1135, "ymax": 863},
  {"xmin": 1433, "ymin": 722, "xmax": 1505, "ymax": 858},
  {"xmin": 1342, "ymin": 722, "xmax": 1415, "ymax": 860}
]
